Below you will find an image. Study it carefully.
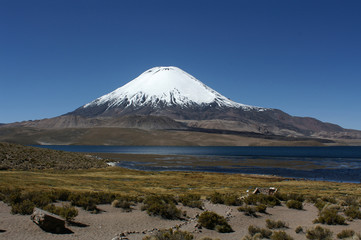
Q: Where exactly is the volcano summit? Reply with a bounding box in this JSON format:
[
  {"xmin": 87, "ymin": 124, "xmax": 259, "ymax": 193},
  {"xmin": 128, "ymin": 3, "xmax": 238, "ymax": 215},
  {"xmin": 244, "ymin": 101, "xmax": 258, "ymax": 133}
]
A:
[{"xmin": 72, "ymin": 66, "xmax": 264, "ymax": 119}]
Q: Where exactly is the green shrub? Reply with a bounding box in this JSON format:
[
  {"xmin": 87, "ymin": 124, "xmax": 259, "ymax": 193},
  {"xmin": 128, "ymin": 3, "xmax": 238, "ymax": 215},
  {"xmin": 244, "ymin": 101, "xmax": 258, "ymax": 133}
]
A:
[
  {"xmin": 11, "ymin": 199, "xmax": 35, "ymax": 215},
  {"xmin": 90, "ymin": 192, "xmax": 117, "ymax": 205},
  {"xmin": 179, "ymin": 194, "xmax": 203, "ymax": 209},
  {"xmin": 4, "ymin": 188, "xmax": 22, "ymax": 205},
  {"xmin": 295, "ymin": 226, "xmax": 303, "ymax": 234},
  {"xmin": 344, "ymin": 206, "xmax": 361, "ymax": 219},
  {"xmin": 238, "ymin": 205, "xmax": 257, "ymax": 217},
  {"xmin": 111, "ymin": 199, "xmax": 132, "ymax": 211},
  {"xmin": 208, "ymin": 192, "xmax": 242, "ymax": 206},
  {"xmin": 321, "ymin": 196, "xmax": 337, "ymax": 204},
  {"xmin": 307, "ymin": 195, "xmax": 319, "ymax": 203},
  {"xmin": 342, "ymin": 196, "xmax": 359, "ymax": 207},
  {"xmin": 142, "ymin": 195, "xmax": 181, "ymax": 220},
  {"xmin": 198, "ymin": 211, "xmax": 233, "ymax": 233},
  {"xmin": 53, "ymin": 189, "xmax": 71, "ymax": 201},
  {"xmin": 306, "ymin": 226, "xmax": 333, "ymax": 240},
  {"xmin": 314, "ymin": 208, "xmax": 345, "ymax": 225},
  {"xmin": 286, "ymin": 200, "xmax": 303, "ymax": 210},
  {"xmin": 266, "ymin": 219, "xmax": 288, "ymax": 229},
  {"xmin": 143, "ymin": 228, "xmax": 193, "ymax": 240},
  {"xmin": 315, "ymin": 200, "xmax": 327, "ymax": 211},
  {"xmin": 287, "ymin": 193, "xmax": 305, "ymax": 202},
  {"xmin": 271, "ymin": 231, "xmax": 294, "ymax": 240},
  {"xmin": 215, "ymin": 224, "xmax": 233, "ymax": 233},
  {"xmin": 69, "ymin": 192, "xmax": 98, "ymax": 212},
  {"xmin": 223, "ymin": 193, "xmax": 243, "ymax": 206},
  {"xmin": 275, "ymin": 192, "xmax": 304, "ymax": 203},
  {"xmin": 209, "ymin": 192, "xmax": 224, "ymax": 204},
  {"xmin": 242, "ymin": 234, "xmax": 263, "ymax": 240},
  {"xmin": 256, "ymin": 204, "xmax": 267, "ymax": 213},
  {"xmin": 198, "ymin": 238, "xmax": 220, "ymax": 240},
  {"xmin": 244, "ymin": 194, "xmax": 280, "ymax": 207},
  {"xmin": 248, "ymin": 225, "xmax": 272, "ymax": 239},
  {"xmin": 22, "ymin": 191, "xmax": 54, "ymax": 208},
  {"xmin": 43, "ymin": 203, "xmax": 78, "ymax": 221},
  {"xmin": 337, "ymin": 229, "xmax": 355, "ymax": 239}
]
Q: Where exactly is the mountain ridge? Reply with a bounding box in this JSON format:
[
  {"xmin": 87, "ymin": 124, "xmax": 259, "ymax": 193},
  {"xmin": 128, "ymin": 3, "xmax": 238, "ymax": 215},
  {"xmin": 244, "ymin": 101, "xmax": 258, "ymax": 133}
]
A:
[{"xmin": 2, "ymin": 66, "xmax": 361, "ymax": 145}]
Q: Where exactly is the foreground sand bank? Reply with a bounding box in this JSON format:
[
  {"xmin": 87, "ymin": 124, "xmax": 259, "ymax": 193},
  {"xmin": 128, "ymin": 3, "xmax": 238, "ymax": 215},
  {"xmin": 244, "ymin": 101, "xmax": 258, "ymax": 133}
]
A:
[{"xmin": 1, "ymin": 199, "xmax": 361, "ymax": 240}]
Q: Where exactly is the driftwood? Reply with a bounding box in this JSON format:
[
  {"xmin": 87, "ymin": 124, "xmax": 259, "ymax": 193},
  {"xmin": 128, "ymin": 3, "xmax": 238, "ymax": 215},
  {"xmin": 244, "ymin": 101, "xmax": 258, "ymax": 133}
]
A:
[
  {"xmin": 31, "ymin": 208, "xmax": 70, "ymax": 233},
  {"xmin": 253, "ymin": 187, "xmax": 278, "ymax": 195}
]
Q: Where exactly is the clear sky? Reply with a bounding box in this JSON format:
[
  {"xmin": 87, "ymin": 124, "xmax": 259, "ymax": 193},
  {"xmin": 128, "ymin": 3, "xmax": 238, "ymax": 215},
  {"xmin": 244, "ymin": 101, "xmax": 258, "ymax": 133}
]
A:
[{"xmin": 1, "ymin": 0, "xmax": 361, "ymax": 130}]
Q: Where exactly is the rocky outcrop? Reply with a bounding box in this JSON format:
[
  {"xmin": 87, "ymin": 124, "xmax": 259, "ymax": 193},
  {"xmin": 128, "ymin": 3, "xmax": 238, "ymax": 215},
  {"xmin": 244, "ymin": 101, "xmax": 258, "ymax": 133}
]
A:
[{"xmin": 31, "ymin": 208, "xmax": 70, "ymax": 233}]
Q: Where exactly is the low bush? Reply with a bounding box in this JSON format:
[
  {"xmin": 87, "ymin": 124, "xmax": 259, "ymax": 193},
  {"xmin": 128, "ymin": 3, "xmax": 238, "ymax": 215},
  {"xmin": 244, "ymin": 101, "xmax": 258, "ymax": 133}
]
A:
[
  {"xmin": 248, "ymin": 225, "xmax": 272, "ymax": 239},
  {"xmin": 223, "ymin": 193, "xmax": 243, "ymax": 206},
  {"xmin": 11, "ymin": 199, "xmax": 35, "ymax": 215},
  {"xmin": 321, "ymin": 196, "xmax": 337, "ymax": 204},
  {"xmin": 111, "ymin": 199, "xmax": 132, "ymax": 211},
  {"xmin": 275, "ymin": 192, "xmax": 304, "ymax": 203},
  {"xmin": 209, "ymin": 192, "xmax": 224, "ymax": 204},
  {"xmin": 179, "ymin": 194, "xmax": 203, "ymax": 209},
  {"xmin": 306, "ymin": 226, "xmax": 333, "ymax": 240},
  {"xmin": 337, "ymin": 229, "xmax": 355, "ymax": 239},
  {"xmin": 344, "ymin": 206, "xmax": 361, "ymax": 219},
  {"xmin": 315, "ymin": 200, "xmax": 327, "ymax": 211},
  {"xmin": 208, "ymin": 192, "xmax": 242, "ymax": 206},
  {"xmin": 4, "ymin": 188, "xmax": 22, "ymax": 205},
  {"xmin": 43, "ymin": 203, "xmax": 78, "ymax": 221},
  {"xmin": 143, "ymin": 228, "xmax": 193, "ymax": 240},
  {"xmin": 142, "ymin": 195, "xmax": 181, "ymax": 220},
  {"xmin": 313, "ymin": 208, "xmax": 345, "ymax": 225},
  {"xmin": 244, "ymin": 194, "xmax": 280, "ymax": 207},
  {"xmin": 242, "ymin": 234, "xmax": 263, "ymax": 240},
  {"xmin": 256, "ymin": 204, "xmax": 267, "ymax": 213},
  {"xmin": 342, "ymin": 196, "xmax": 359, "ymax": 207},
  {"xmin": 198, "ymin": 211, "xmax": 233, "ymax": 233},
  {"xmin": 295, "ymin": 226, "xmax": 303, "ymax": 234},
  {"xmin": 266, "ymin": 219, "xmax": 288, "ymax": 229},
  {"xmin": 68, "ymin": 192, "xmax": 98, "ymax": 212},
  {"xmin": 199, "ymin": 238, "xmax": 220, "ymax": 240},
  {"xmin": 53, "ymin": 189, "xmax": 71, "ymax": 201},
  {"xmin": 22, "ymin": 191, "xmax": 55, "ymax": 208},
  {"xmin": 286, "ymin": 200, "xmax": 303, "ymax": 210},
  {"xmin": 271, "ymin": 231, "xmax": 294, "ymax": 240},
  {"xmin": 238, "ymin": 205, "xmax": 257, "ymax": 217}
]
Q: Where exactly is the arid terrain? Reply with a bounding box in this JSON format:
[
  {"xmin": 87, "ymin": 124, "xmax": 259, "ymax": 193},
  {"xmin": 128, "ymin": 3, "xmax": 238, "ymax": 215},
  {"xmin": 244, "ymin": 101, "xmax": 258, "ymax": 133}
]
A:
[
  {"xmin": 1, "ymin": 143, "xmax": 361, "ymax": 240},
  {"xmin": 1, "ymin": 198, "xmax": 361, "ymax": 240}
]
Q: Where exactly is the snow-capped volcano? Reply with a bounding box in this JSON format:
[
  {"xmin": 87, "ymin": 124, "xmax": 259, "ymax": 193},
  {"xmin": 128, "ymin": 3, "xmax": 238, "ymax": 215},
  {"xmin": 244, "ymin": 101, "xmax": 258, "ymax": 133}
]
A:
[
  {"xmin": 83, "ymin": 66, "xmax": 257, "ymax": 110},
  {"xmin": 6, "ymin": 66, "xmax": 360, "ymax": 142}
]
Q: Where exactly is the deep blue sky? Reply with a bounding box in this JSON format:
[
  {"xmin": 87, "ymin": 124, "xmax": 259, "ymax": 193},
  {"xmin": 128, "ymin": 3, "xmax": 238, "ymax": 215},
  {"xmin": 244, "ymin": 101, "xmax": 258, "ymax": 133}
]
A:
[{"xmin": 1, "ymin": 0, "xmax": 361, "ymax": 130}]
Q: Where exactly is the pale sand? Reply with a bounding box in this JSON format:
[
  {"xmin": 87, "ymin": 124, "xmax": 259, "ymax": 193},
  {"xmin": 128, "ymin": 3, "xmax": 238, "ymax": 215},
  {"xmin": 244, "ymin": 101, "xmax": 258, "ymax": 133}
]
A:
[{"xmin": 1, "ymin": 201, "xmax": 360, "ymax": 240}]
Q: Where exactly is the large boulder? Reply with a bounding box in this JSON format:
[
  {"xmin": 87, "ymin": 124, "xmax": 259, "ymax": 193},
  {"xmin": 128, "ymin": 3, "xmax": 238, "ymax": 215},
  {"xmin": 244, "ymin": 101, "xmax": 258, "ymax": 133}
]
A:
[{"xmin": 31, "ymin": 208, "xmax": 68, "ymax": 233}]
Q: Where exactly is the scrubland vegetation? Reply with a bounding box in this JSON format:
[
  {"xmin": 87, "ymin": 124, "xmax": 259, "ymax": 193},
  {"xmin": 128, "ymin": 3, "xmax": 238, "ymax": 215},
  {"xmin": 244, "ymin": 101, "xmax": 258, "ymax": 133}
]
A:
[
  {"xmin": 0, "ymin": 142, "xmax": 107, "ymax": 170},
  {"xmin": 1, "ymin": 142, "xmax": 361, "ymax": 239}
]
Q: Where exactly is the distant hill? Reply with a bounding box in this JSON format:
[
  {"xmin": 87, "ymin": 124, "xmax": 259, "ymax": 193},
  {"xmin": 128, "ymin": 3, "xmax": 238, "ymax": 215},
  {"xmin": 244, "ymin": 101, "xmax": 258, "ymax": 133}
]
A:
[{"xmin": 0, "ymin": 142, "xmax": 108, "ymax": 170}]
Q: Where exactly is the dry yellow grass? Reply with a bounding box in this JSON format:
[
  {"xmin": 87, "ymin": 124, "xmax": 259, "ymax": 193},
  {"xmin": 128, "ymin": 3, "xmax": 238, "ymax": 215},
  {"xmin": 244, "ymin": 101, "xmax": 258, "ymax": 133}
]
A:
[{"xmin": 0, "ymin": 167, "xmax": 360, "ymax": 198}]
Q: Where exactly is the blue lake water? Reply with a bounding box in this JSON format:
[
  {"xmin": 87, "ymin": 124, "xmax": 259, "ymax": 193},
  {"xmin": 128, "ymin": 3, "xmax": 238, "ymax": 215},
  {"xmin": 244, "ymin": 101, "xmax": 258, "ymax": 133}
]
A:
[{"xmin": 35, "ymin": 145, "xmax": 361, "ymax": 183}]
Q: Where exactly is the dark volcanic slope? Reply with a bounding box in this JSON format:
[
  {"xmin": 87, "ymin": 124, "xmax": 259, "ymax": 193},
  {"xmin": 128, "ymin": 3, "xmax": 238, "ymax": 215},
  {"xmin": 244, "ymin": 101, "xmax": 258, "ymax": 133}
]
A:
[
  {"xmin": 6, "ymin": 115, "xmax": 186, "ymax": 130},
  {"xmin": 69, "ymin": 103, "xmax": 356, "ymax": 138}
]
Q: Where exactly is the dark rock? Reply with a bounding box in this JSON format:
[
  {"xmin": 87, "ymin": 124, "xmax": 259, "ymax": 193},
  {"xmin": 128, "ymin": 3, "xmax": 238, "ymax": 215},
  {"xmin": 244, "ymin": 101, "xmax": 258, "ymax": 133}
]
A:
[{"xmin": 31, "ymin": 208, "xmax": 71, "ymax": 234}]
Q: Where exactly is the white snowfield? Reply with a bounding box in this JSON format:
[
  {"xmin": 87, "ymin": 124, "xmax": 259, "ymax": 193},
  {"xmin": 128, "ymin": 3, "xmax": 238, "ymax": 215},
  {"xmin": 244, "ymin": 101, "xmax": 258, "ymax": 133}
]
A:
[{"xmin": 83, "ymin": 66, "xmax": 263, "ymax": 110}]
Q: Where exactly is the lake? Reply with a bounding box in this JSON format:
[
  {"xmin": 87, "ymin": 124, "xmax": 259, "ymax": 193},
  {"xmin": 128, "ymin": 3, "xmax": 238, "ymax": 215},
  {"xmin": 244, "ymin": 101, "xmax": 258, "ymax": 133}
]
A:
[{"xmin": 35, "ymin": 145, "xmax": 361, "ymax": 183}]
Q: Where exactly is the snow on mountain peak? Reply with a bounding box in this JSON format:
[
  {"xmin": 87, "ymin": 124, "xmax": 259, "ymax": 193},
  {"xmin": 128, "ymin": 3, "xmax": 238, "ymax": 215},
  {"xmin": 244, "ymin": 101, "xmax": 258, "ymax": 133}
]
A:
[{"xmin": 83, "ymin": 66, "xmax": 261, "ymax": 110}]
